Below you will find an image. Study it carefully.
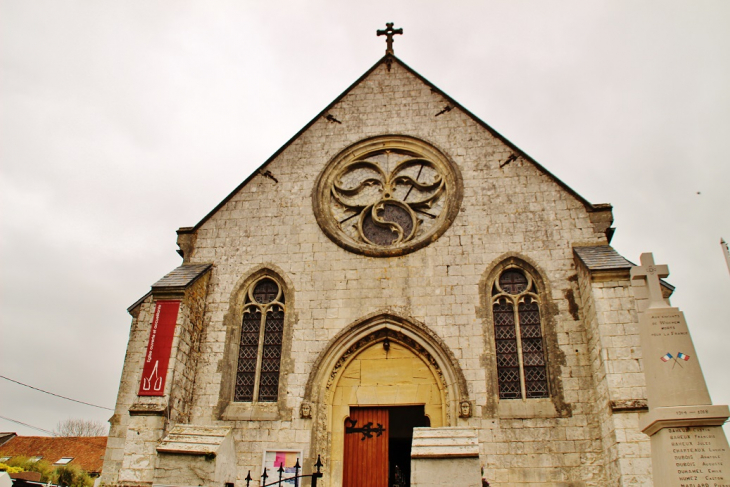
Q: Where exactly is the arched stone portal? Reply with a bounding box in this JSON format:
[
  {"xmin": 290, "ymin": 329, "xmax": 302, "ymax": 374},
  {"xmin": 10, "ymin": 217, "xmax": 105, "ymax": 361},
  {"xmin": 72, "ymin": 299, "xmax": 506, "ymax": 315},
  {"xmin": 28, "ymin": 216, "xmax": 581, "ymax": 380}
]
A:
[{"xmin": 303, "ymin": 312, "xmax": 469, "ymax": 486}]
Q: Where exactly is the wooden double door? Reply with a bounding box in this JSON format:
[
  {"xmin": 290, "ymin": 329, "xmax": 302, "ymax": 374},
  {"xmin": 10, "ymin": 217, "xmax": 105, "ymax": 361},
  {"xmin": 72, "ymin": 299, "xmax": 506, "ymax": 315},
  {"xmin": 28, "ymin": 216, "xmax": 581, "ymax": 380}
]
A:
[{"xmin": 342, "ymin": 406, "xmax": 429, "ymax": 487}]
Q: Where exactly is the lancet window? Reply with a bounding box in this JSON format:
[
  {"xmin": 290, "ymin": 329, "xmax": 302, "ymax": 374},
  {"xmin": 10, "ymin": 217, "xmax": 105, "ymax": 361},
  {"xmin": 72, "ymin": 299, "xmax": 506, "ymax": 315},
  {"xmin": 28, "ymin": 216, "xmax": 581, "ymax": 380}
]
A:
[
  {"xmin": 235, "ymin": 277, "xmax": 285, "ymax": 402},
  {"xmin": 492, "ymin": 267, "xmax": 549, "ymax": 399}
]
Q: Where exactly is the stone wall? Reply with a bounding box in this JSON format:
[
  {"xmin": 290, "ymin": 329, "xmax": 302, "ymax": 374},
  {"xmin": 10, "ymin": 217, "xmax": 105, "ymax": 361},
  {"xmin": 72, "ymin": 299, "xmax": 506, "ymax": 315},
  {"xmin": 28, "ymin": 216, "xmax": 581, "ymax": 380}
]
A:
[
  {"xmin": 576, "ymin": 259, "xmax": 652, "ymax": 486},
  {"xmin": 101, "ymin": 296, "xmax": 155, "ymax": 486},
  {"xmin": 168, "ymin": 272, "xmax": 211, "ymax": 425},
  {"xmin": 103, "ymin": 58, "xmax": 650, "ymax": 486},
  {"xmin": 102, "ymin": 271, "xmax": 211, "ymax": 486},
  {"xmin": 187, "ymin": 60, "xmax": 611, "ymax": 486}
]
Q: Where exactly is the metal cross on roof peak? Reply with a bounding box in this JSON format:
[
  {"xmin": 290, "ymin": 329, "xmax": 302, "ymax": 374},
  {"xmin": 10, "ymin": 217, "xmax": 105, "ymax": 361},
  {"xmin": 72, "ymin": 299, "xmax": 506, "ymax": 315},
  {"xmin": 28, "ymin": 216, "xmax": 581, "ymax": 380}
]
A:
[{"xmin": 377, "ymin": 23, "xmax": 403, "ymax": 55}]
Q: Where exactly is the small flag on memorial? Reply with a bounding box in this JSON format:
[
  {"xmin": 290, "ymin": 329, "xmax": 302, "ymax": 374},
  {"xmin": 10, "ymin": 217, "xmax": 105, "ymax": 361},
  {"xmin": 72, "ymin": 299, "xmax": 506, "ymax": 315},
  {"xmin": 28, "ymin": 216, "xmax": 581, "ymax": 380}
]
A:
[
  {"xmin": 660, "ymin": 353, "xmax": 673, "ymax": 362},
  {"xmin": 677, "ymin": 352, "xmax": 690, "ymax": 361}
]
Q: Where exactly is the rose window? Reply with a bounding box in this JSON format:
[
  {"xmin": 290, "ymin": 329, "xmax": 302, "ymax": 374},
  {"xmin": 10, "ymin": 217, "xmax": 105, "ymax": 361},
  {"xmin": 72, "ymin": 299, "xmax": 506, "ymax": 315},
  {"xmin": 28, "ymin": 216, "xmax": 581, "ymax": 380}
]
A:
[{"xmin": 313, "ymin": 136, "xmax": 462, "ymax": 257}]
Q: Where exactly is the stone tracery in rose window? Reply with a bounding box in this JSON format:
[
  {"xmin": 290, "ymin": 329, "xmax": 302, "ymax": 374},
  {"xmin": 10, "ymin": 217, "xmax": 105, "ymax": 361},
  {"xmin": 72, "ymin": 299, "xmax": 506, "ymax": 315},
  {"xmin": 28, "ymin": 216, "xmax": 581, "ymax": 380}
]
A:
[
  {"xmin": 332, "ymin": 151, "xmax": 445, "ymax": 246},
  {"xmin": 314, "ymin": 136, "xmax": 462, "ymax": 257}
]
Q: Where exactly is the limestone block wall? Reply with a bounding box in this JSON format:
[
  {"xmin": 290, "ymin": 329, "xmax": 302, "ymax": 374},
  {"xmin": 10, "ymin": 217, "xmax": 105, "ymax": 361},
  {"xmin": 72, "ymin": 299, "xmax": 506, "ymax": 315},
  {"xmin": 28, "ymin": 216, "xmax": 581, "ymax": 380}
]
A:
[
  {"xmin": 576, "ymin": 260, "xmax": 652, "ymax": 486},
  {"xmin": 101, "ymin": 297, "xmax": 155, "ymax": 486},
  {"xmin": 176, "ymin": 60, "xmax": 615, "ymax": 486},
  {"xmin": 412, "ymin": 457, "xmax": 482, "ymax": 487},
  {"xmin": 102, "ymin": 271, "xmax": 211, "ymax": 486},
  {"xmin": 103, "ymin": 58, "xmax": 652, "ymax": 486},
  {"xmin": 168, "ymin": 273, "xmax": 211, "ymax": 424},
  {"xmin": 117, "ymin": 414, "xmax": 166, "ymax": 485}
]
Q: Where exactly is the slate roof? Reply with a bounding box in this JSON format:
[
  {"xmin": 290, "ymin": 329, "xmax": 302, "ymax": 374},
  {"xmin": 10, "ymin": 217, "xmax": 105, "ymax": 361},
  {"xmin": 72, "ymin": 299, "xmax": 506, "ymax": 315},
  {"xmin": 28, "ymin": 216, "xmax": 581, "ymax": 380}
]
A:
[
  {"xmin": 127, "ymin": 263, "xmax": 213, "ymax": 313},
  {"xmin": 574, "ymin": 245, "xmax": 675, "ymax": 292},
  {"xmin": 0, "ymin": 436, "xmax": 107, "ymax": 474},
  {"xmin": 150, "ymin": 263, "xmax": 212, "ymax": 290},
  {"xmin": 574, "ymin": 245, "xmax": 633, "ymax": 271}
]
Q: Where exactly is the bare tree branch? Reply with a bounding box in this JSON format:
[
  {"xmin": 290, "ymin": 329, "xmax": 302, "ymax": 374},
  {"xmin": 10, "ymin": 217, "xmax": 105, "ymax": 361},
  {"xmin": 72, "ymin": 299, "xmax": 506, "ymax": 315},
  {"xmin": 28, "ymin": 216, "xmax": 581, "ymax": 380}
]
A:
[{"xmin": 53, "ymin": 419, "xmax": 108, "ymax": 437}]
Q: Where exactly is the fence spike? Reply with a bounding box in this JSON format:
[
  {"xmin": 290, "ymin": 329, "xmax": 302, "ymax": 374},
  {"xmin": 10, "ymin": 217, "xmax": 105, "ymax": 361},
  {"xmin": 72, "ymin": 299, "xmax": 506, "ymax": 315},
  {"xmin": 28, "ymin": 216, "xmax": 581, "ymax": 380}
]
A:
[
  {"xmin": 311, "ymin": 455, "xmax": 323, "ymax": 487},
  {"xmin": 315, "ymin": 455, "xmax": 323, "ymax": 473},
  {"xmin": 245, "ymin": 470, "xmax": 252, "ymax": 487}
]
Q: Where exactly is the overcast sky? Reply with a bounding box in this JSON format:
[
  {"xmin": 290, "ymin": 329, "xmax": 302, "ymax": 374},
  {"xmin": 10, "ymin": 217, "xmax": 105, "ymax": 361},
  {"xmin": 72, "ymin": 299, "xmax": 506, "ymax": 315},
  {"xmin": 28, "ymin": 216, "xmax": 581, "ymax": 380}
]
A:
[{"xmin": 1, "ymin": 1, "xmax": 729, "ymax": 437}]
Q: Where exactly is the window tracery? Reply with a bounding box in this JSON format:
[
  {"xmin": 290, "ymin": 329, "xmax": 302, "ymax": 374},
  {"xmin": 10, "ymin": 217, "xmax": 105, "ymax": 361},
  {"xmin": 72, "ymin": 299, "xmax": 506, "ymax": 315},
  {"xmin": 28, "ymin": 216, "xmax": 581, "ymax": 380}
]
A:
[
  {"xmin": 313, "ymin": 136, "xmax": 462, "ymax": 257},
  {"xmin": 492, "ymin": 267, "xmax": 549, "ymax": 399},
  {"xmin": 235, "ymin": 277, "xmax": 285, "ymax": 402}
]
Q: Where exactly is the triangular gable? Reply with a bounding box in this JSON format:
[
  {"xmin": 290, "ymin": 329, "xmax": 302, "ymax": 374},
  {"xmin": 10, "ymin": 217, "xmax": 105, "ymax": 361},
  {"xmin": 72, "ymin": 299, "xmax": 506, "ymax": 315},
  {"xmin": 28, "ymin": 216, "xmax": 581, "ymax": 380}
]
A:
[{"xmin": 182, "ymin": 54, "xmax": 606, "ymax": 234}]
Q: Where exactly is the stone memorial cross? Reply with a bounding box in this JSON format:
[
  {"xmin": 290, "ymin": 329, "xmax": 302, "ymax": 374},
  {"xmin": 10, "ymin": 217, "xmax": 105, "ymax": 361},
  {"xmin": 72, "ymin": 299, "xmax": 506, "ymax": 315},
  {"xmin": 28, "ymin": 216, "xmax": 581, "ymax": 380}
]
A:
[
  {"xmin": 630, "ymin": 253, "xmax": 669, "ymax": 309},
  {"xmin": 631, "ymin": 252, "xmax": 730, "ymax": 486}
]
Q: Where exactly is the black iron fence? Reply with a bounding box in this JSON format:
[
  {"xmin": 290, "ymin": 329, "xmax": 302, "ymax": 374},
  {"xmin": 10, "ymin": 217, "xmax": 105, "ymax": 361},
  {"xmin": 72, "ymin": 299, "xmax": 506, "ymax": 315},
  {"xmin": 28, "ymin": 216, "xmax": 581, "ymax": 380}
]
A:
[{"xmin": 245, "ymin": 455, "xmax": 324, "ymax": 487}]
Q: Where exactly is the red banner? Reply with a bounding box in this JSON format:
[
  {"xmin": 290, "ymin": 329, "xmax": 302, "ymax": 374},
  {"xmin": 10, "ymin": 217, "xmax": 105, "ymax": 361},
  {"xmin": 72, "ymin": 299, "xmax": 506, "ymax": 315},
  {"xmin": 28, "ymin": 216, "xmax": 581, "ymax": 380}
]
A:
[{"xmin": 138, "ymin": 300, "xmax": 180, "ymax": 396}]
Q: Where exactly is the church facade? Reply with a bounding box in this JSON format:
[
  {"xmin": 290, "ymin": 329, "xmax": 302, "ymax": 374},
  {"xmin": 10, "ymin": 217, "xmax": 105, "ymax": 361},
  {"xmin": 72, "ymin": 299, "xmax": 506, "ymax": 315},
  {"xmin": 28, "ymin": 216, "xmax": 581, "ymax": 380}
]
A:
[{"xmin": 101, "ymin": 50, "xmax": 666, "ymax": 486}]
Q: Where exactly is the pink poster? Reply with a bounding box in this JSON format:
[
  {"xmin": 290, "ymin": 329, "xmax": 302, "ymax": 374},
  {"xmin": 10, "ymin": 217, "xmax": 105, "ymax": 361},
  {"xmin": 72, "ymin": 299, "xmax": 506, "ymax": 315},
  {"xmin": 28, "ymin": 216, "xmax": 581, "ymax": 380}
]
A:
[
  {"xmin": 263, "ymin": 450, "xmax": 302, "ymax": 485},
  {"xmin": 274, "ymin": 452, "xmax": 299, "ymax": 468}
]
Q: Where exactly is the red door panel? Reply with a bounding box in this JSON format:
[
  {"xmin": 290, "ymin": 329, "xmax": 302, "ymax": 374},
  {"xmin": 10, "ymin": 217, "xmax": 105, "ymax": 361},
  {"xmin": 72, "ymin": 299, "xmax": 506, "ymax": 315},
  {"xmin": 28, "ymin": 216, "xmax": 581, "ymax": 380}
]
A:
[{"xmin": 343, "ymin": 407, "xmax": 389, "ymax": 487}]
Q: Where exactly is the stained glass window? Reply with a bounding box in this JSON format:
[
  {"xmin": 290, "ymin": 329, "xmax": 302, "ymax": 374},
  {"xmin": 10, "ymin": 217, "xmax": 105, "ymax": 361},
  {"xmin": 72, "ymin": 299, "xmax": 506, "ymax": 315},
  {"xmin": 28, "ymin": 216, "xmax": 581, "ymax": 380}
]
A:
[
  {"xmin": 235, "ymin": 277, "xmax": 285, "ymax": 402},
  {"xmin": 492, "ymin": 268, "xmax": 549, "ymax": 399}
]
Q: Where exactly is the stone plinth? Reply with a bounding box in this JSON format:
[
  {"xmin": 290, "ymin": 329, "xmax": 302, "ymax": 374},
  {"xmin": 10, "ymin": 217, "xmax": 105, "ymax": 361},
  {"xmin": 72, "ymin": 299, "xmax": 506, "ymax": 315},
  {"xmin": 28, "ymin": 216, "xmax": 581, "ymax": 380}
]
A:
[
  {"xmin": 632, "ymin": 254, "xmax": 730, "ymax": 486},
  {"xmin": 410, "ymin": 427, "xmax": 481, "ymax": 487},
  {"xmin": 153, "ymin": 425, "xmax": 235, "ymax": 487},
  {"xmin": 646, "ymin": 426, "xmax": 730, "ymax": 486}
]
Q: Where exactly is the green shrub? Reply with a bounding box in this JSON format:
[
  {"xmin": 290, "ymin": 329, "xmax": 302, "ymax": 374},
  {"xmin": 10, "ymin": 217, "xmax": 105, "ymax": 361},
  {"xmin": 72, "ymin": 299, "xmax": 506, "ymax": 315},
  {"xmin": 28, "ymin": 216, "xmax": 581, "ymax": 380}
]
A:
[
  {"xmin": 0, "ymin": 462, "xmax": 25, "ymax": 474},
  {"xmin": 56, "ymin": 464, "xmax": 94, "ymax": 487},
  {"xmin": 5, "ymin": 456, "xmax": 54, "ymax": 481},
  {"xmin": 2, "ymin": 457, "xmax": 93, "ymax": 486}
]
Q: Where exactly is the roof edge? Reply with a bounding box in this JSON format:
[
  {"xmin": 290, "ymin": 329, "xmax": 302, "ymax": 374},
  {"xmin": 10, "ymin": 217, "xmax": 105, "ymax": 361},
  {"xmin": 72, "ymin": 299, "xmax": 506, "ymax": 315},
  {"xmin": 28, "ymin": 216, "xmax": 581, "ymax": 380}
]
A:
[
  {"xmin": 182, "ymin": 54, "xmax": 605, "ymax": 233},
  {"xmin": 389, "ymin": 56, "xmax": 599, "ymax": 211},
  {"xmin": 149, "ymin": 263, "xmax": 213, "ymax": 292},
  {"xmin": 127, "ymin": 291, "xmax": 152, "ymax": 315},
  {"xmin": 127, "ymin": 263, "xmax": 213, "ymax": 315},
  {"xmin": 185, "ymin": 55, "xmax": 395, "ymax": 233},
  {"xmin": 573, "ymin": 244, "xmax": 675, "ymax": 292}
]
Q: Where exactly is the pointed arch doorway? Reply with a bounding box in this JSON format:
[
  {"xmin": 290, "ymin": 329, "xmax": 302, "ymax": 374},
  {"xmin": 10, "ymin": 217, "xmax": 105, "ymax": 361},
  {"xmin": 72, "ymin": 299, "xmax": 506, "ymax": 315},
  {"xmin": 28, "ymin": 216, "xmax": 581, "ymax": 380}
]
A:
[
  {"xmin": 331, "ymin": 336, "xmax": 446, "ymax": 487},
  {"xmin": 304, "ymin": 313, "xmax": 469, "ymax": 487}
]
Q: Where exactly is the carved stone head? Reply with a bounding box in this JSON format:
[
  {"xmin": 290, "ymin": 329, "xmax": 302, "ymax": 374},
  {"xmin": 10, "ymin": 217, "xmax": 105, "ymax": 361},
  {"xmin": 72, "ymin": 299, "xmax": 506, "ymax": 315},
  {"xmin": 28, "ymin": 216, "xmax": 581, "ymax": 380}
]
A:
[
  {"xmin": 459, "ymin": 400, "xmax": 471, "ymax": 418},
  {"xmin": 300, "ymin": 401, "xmax": 312, "ymax": 419}
]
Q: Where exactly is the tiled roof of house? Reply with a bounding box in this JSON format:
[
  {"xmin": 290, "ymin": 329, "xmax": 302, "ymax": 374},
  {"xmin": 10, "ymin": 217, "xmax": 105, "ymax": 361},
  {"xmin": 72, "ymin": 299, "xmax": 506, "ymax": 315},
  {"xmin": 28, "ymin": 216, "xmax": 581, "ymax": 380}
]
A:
[{"xmin": 0, "ymin": 436, "xmax": 107, "ymax": 474}]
